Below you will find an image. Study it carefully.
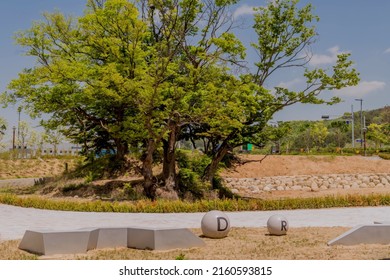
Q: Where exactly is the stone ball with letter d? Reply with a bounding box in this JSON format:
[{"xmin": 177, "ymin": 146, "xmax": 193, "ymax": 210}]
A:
[{"xmin": 201, "ymin": 210, "xmax": 231, "ymax": 238}]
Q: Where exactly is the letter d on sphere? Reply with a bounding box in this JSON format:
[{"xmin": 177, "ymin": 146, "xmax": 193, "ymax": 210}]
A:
[{"xmin": 217, "ymin": 217, "xmax": 229, "ymax": 231}]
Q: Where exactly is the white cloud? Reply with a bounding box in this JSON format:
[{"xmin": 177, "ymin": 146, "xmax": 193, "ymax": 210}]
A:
[
  {"xmin": 277, "ymin": 78, "xmax": 303, "ymax": 89},
  {"xmin": 336, "ymin": 81, "xmax": 386, "ymax": 97},
  {"xmin": 274, "ymin": 79, "xmax": 385, "ymax": 98},
  {"xmin": 309, "ymin": 46, "xmax": 344, "ymax": 66},
  {"xmin": 233, "ymin": 4, "xmax": 256, "ymax": 18},
  {"xmin": 384, "ymin": 48, "xmax": 390, "ymax": 54}
]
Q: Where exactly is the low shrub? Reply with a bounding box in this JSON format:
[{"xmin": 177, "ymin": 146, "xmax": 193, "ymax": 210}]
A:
[
  {"xmin": 176, "ymin": 150, "xmax": 211, "ymax": 199},
  {"xmin": 378, "ymin": 153, "xmax": 390, "ymax": 160}
]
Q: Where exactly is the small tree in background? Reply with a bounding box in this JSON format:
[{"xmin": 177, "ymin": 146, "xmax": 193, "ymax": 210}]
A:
[
  {"xmin": 43, "ymin": 129, "xmax": 64, "ymax": 156},
  {"xmin": 367, "ymin": 123, "xmax": 389, "ymax": 148},
  {"xmin": 0, "ymin": 117, "xmax": 7, "ymax": 150}
]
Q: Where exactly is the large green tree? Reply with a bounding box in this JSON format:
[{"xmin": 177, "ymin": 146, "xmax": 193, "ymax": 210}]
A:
[
  {"xmin": 138, "ymin": 0, "xmax": 248, "ymax": 197},
  {"xmin": 2, "ymin": 0, "xmax": 247, "ymax": 198},
  {"xmin": 2, "ymin": 0, "xmax": 360, "ymax": 199},
  {"xmin": 201, "ymin": 0, "xmax": 360, "ymax": 181}
]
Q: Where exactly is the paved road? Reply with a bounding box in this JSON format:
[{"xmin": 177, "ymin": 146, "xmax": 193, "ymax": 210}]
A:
[{"xmin": 1, "ymin": 204, "xmax": 390, "ymax": 241}]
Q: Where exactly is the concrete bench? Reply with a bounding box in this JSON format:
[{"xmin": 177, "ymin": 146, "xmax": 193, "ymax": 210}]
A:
[
  {"xmin": 127, "ymin": 227, "xmax": 205, "ymax": 250},
  {"xmin": 328, "ymin": 224, "xmax": 390, "ymax": 246},
  {"xmin": 19, "ymin": 227, "xmax": 205, "ymax": 255},
  {"xmin": 19, "ymin": 229, "xmax": 96, "ymax": 255}
]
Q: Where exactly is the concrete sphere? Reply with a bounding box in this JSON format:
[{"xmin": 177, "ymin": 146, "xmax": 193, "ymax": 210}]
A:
[
  {"xmin": 267, "ymin": 214, "xmax": 289, "ymax": 235},
  {"xmin": 201, "ymin": 210, "xmax": 231, "ymax": 238}
]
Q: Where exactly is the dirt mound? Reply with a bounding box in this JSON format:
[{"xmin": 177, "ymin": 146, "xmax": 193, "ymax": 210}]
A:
[{"xmin": 221, "ymin": 155, "xmax": 390, "ymax": 178}]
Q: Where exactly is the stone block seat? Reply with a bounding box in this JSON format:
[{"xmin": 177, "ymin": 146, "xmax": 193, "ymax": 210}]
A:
[
  {"xmin": 19, "ymin": 229, "xmax": 96, "ymax": 255},
  {"xmin": 328, "ymin": 224, "xmax": 390, "ymax": 246},
  {"xmin": 19, "ymin": 227, "xmax": 205, "ymax": 255}
]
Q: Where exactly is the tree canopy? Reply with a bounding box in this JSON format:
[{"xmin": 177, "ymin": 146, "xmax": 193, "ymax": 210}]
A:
[{"xmin": 1, "ymin": 0, "xmax": 360, "ymax": 199}]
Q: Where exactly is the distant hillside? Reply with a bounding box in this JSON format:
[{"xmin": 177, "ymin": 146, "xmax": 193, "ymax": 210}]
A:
[{"xmin": 363, "ymin": 106, "xmax": 390, "ymax": 124}]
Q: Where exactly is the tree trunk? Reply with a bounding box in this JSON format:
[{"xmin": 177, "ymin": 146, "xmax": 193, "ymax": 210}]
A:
[
  {"xmin": 142, "ymin": 139, "xmax": 156, "ymax": 199},
  {"xmin": 161, "ymin": 121, "xmax": 179, "ymax": 199},
  {"xmin": 203, "ymin": 142, "xmax": 230, "ymax": 183},
  {"xmin": 203, "ymin": 129, "xmax": 238, "ymax": 183},
  {"xmin": 114, "ymin": 138, "xmax": 129, "ymax": 162}
]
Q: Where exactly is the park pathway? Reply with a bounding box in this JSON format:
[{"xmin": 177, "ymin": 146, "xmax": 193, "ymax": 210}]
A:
[{"xmin": 1, "ymin": 203, "xmax": 390, "ymax": 241}]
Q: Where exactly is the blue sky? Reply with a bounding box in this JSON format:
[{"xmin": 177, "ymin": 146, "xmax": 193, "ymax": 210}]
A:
[{"xmin": 0, "ymin": 0, "xmax": 389, "ymax": 142}]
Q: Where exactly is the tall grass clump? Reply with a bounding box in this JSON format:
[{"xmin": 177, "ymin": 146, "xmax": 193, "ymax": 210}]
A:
[{"xmin": 1, "ymin": 193, "xmax": 390, "ymax": 213}]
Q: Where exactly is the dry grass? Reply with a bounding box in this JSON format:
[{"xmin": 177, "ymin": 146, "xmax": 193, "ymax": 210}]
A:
[
  {"xmin": 0, "ymin": 240, "xmax": 38, "ymax": 260},
  {"xmin": 2, "ymin": 193, "xmax": 390, "ymax": 213},
  {"xmin": 0, "ymin": 158, "xmax": 78, "ymax": 179},
  {"xmin": 2, "ymin": 227, "xmax": 390, "ymax": 260}
]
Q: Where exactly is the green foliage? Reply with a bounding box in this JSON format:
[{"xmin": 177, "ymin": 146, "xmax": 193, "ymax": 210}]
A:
[
  {"xmin": 175, "ymin": 253, "xmax": 186, "ymax": 260},
  {"xmin": 274, "ymin": 106, "xmax": 389, "ymax": 154},
  {"xmin": 310, "ymin": 122, "xmax": 329, "ymax": 149},
  {"xmin": 367, "ymin": 123, "xmax": 389, "ymax": 148},
  {"xmin": 3, "ymin": 0, "xmax": 149, "ymax": 162},
  {"xmin": 84, "ymin": 171, "xmax": 96, "ymax": 184},
  {"xmin": 122, "ymin": 183, "xmax": 143, "ymax": 200},
  {"xmin": 176, "ymin": 150, "xmax": 211, "ymax": 198},
  {"xmin": 378, "ymin": 153, "xmax": 390, "ymax": 160},
  {"xmin": 0, "ymin": 117, "xmax": 7, "ymax": 149},
  {"xmin": 176, "ymin": 150, "xmax": 211, "ymax": 174},
  {"xmin": 252, "ymin": 0, "xmax": 318, "ymax": 79},
  {"xmin": 71, "ymin": 155, "xmax": 128, "ymax": 181},
  {"xmin": 0, "ymin": 117, "xmax": 6, "ymax": 134},
  {"xmin": 211, "ymin": 175, "xmax": 237, "ymax": 199},
  {"xmin": 200, "ymin": 0, "xmax": 359, "ymax": 181}
]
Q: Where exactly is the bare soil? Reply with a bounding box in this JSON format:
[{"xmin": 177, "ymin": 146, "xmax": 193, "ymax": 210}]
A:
[
  {"xmin": 221, "ymin": 155, "xmax": 390, "ymax": 199},
  {"xmin": 222, "ymin": 155, "xmax": 390, "ymax": 177}
]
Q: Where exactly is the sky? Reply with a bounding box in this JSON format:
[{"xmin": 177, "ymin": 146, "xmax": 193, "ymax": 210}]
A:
[{"xmin": 0, "ymin": 0, "xmax": 389, "ymax": 144}]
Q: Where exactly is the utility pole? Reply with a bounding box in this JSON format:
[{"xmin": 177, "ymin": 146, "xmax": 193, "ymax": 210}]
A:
[
  {"xmin": 351, "ymin": 104, "xmax": 354, "ymax": 148},
  {"xmin": 12, "ymin": 126, "xmax": 16, "ymax": 150},
  {"xmin": 17, "ymin": 106, "xmax": 22, "ymax": 148}
]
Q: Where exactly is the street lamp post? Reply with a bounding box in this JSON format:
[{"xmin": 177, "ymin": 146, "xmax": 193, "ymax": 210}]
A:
[
  {"xmin": 363, "ymin": 126, "xmax": 367, "ymax": 157},
  {"xmin": 355, "ymin": 99, "xmax": 363, "ymax": 148}
]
